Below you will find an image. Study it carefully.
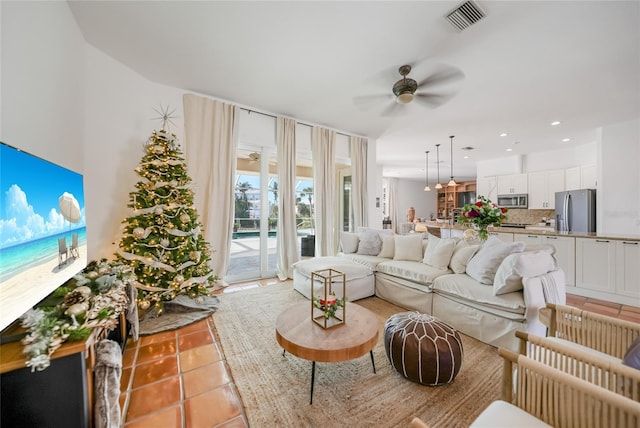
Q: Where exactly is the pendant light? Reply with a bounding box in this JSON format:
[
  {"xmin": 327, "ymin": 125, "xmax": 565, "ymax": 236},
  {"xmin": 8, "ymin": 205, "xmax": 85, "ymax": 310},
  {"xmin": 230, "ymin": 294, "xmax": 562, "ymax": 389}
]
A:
[
  {"xmin": 435, "ymin": 144, "xmax": 443, "ymax": 189},
  {"xmin": 423, "ymin": 151, "xmax": 431, "ymax": 191},
  {"xmin": 447, "ymin": 135, "xmax": 458, "ymax": 187}
]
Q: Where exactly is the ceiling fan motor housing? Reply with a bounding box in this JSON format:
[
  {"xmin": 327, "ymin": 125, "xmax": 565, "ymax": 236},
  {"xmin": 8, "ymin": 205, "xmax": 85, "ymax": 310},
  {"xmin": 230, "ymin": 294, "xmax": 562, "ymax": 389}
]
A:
[{"xmin": 393, "ymin": 65, "xmax": 418, "ymax": 103}]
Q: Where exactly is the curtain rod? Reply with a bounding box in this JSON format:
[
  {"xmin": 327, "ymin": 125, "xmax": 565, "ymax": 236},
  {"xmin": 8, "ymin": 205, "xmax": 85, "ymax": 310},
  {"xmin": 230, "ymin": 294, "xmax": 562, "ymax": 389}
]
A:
[{"xmin": 239, "ymin": 107, "xmax": 352, "ymax": 138}]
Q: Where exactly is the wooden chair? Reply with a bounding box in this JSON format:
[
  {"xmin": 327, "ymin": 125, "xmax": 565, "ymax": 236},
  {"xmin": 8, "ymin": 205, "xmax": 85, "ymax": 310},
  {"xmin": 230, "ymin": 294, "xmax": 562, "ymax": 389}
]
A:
[
  {"xmin": 503, "ymin": 331, "xmax": 640, "ymax": 401},
  {"xmin": 490, "ymin": 351, "xmax": 640, "ymax": 428},
  {"xmin": 544, "ymin": 303, "xmax": 640, "ymax": 359},
  {"xmin": 58, "ymin": 237, "xmax": 68, "ymax": 267}
]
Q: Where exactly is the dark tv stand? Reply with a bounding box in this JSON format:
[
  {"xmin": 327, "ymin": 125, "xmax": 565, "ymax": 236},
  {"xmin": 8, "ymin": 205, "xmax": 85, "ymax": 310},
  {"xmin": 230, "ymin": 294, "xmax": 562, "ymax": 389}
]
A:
[{"xmin": 0, "ymin": 313, "xmax": 127, "ymax": 427}]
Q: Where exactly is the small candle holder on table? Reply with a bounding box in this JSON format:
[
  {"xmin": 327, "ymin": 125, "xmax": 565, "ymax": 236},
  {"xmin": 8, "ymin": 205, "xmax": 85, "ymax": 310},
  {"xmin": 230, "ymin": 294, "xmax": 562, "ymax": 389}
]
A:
[{"xmin": 311, "ymin": 269, "xmax": 346, "ymax": 329}]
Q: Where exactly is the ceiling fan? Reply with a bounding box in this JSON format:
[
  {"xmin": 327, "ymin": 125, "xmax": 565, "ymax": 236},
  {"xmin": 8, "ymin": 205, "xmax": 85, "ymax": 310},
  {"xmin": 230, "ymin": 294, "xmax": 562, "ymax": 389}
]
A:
[{"xmin": 355, "ymin": 63, "xmax": 464, "ymax": 116}]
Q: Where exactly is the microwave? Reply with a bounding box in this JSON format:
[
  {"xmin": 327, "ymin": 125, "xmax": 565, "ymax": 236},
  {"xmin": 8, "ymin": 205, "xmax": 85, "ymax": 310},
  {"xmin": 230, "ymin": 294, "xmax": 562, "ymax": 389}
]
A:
[{"xmin": 497, "ymin": 194, "xmax": 528, "ymax": 208}]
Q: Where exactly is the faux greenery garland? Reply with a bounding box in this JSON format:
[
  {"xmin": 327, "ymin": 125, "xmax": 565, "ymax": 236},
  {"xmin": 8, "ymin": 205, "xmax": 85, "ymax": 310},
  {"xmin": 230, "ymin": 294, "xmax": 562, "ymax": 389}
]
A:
[{"xmin": 20, "ymin": 259, "xmax": 133, "ymax": 372}]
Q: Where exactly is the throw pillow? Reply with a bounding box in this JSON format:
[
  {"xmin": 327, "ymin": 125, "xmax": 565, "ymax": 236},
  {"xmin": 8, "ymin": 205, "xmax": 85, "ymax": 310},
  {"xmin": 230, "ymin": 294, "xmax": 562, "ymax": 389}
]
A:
[
  {"xmin": 449, "ymin": 240, "xmax": 480, "ymax": 274},
  {"xmin": 393, "ymin": 234, "xmax": 424, "ymax": 262},
  {"xmin": 378, "ymin": 235, "xmax": 395, "ymax": 258},
  {"xmin": 465, "ymin": 237, "xmax": 526, "ymax": 285},
  {"xmin": 622, "ymin": 336, "xmax": 640, "ymax": 370},
  {"xmin": 422, "ymin": 234, "xmax": 456, "ymax": 271},
  {"xmin": 357, "ymin": 230, "xmax": 383, "ymax": 255},
  {"xmin": 340, "ymin": 231, "xmax": 360, "ymax": 254},
  {"xmin": 493, "ymin": 251, "xmax": 556, "ymax": 295}
]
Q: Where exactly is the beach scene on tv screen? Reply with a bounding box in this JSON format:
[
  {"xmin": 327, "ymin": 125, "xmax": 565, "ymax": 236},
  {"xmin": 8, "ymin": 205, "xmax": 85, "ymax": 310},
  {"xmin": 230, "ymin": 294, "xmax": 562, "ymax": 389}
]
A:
[{"xmin": 0, "ymin": 143, "xmax": 87, "ymax": 330}]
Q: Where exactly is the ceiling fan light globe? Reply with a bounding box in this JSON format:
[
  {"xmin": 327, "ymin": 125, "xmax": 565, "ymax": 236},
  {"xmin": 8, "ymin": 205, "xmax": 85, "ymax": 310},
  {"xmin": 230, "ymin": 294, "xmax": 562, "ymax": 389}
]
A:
[{"xmin": 396, "ymin": 93, "xmax": 414, "ymax": 104}]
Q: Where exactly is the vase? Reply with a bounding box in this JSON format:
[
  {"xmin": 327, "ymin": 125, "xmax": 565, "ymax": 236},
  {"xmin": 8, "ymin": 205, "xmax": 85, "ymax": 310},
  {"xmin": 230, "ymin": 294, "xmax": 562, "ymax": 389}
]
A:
[{"xmin": 476, "ymin": 225, "xmax": 489, "ymax": 241}]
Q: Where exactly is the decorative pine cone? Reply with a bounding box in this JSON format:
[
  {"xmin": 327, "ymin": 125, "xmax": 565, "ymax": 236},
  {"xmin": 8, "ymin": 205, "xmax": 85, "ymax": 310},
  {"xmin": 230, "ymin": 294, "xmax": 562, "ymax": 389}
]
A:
[{"xmin": 63, "ymin": 290, "xmax": 86, "ymax": 307}]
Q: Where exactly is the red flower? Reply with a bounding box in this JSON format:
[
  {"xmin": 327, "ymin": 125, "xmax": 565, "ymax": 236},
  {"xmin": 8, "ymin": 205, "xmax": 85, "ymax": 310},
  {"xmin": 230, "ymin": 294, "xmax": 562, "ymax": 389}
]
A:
[
  {"xmin": 501, "ymin": 207, "xmax": 507, "ymax": 213},
  {"xmin": 475, "ymin": 201, "xmax": 483, "ymax": 207}
]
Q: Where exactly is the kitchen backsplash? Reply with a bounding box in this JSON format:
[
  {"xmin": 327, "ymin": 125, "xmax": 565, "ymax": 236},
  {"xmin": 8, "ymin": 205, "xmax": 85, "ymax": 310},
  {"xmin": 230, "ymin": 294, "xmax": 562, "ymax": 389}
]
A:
[{"xmin": 505, "ymin": 209, "xmax": 555, "ymax": 225}]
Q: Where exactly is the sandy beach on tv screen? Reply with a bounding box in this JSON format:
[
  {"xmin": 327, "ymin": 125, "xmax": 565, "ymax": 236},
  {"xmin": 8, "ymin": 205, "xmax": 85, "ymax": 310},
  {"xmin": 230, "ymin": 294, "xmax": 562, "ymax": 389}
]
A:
[{"xmin": 0, "ymin": 244, "xmax": 87, "ymax": 329}]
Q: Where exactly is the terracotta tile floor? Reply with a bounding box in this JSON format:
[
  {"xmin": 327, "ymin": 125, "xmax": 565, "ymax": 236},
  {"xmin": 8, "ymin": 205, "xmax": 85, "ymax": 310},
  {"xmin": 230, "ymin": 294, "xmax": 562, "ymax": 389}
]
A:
[{"xmin": 120, "ymin": 280, "xmax": 639, "ymax": 427}]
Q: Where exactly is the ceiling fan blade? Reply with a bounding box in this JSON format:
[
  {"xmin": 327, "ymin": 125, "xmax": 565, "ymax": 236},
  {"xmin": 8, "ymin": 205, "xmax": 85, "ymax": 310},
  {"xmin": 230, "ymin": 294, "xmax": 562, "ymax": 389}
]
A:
[
  {"xmin": 414, "ymin": 92, "xmax": 455, "ymax": 108},
  {"xmin": 381, "ymin": 101, "xmax": 403, "ymax": 117},
  {"xmin": 417, "ymin": 66, "xmax": 464, "ymax": 90}
]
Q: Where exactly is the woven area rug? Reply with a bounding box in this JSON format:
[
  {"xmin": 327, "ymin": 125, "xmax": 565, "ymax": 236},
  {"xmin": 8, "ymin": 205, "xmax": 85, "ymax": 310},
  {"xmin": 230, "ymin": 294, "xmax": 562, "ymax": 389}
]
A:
[{"xmin": 214, "ymin": 282, "xmax": 502, "ymax": 427}]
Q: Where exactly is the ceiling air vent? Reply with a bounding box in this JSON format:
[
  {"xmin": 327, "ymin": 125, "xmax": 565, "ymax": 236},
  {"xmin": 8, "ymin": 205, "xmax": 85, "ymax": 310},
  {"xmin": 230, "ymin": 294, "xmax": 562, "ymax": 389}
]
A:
[{"xmin": 445, "ymin": 1, "xmax": 486, "ymax": 31}]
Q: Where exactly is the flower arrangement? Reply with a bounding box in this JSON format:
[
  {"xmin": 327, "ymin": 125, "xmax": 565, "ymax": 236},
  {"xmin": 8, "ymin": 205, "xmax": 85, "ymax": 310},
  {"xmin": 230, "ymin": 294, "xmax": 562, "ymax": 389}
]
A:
[
  {"xmin": 457, "ymin": 195, "xmax": 508, "ymax": 240},
  {"xmin": 312, "ymin": 293, "xmax": 346, "ymax": 320},
  {"xmin": 19, "ymin": 259, "xmax": 133, "ymax": 372}
]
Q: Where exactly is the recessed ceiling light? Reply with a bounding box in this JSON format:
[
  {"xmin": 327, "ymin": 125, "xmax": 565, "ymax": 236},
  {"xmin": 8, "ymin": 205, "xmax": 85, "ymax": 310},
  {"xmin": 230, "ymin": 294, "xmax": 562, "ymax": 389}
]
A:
[
  {"xmin": 500, "ymin": 133, "xmax": 508, "ymax": 137},
  {"xmin": 551, "ymin": 121, "xmax": 561, "ymax": 126},
  {"xmin": 562, "ymin": 138, "xmax": 571, "ymax": 142},
  {"xmin": 506, "ymin": 148, "xmax": 513, "ymax": 152}
]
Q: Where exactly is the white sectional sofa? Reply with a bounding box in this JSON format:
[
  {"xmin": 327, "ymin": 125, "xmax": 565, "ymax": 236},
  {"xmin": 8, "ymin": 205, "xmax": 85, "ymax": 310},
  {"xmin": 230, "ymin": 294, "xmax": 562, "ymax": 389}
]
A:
[{"xmin": 293, "ymin": 229, "xmax": 566, "ymax": 351}]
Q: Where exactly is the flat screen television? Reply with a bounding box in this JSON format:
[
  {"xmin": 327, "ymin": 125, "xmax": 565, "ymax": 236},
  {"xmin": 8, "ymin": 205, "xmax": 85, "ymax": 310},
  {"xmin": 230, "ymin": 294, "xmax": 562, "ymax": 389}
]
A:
[{"xmin": 0, "ymin": 142, "xmax": 87, "ymax": 333}]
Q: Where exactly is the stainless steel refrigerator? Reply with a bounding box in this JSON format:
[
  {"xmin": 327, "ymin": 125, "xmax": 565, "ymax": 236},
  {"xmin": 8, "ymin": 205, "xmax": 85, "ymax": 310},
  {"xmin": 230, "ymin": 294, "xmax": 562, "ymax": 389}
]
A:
[{"xmin": 555, "ymin": 189, "xmax": 596, "ymax": 233}]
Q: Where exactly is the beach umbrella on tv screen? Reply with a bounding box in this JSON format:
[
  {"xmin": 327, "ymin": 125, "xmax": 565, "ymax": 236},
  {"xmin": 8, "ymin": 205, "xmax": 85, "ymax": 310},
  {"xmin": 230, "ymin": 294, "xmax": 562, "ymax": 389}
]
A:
[{"xmin": 58, "ymin": 192, "xmax": 81, "ymax": 224}]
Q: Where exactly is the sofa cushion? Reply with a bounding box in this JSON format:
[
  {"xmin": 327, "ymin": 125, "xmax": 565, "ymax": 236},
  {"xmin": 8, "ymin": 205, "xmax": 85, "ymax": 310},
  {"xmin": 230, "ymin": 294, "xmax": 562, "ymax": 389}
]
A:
[
  {"xmin": 292, "ymin": 256, "xmax": 372, "ymax": 281},
  {"xmin": 466, "ymin": 237, "xmax": 526, "ymax": 285},
  {"xmin": 449, "ymin": 240, "xmax": 480, "ymax": 274},
  {"xmin": 377, "ymin": 235, "xmax": 395, "ymax": 258},
  {"xmin": 393, "ymin": 234, "xmax": 424, "ymax": 262},
  {"xmin": 340, "ymin": 231, "xmax": 360, "ymax": 254},
  {"xmin": 432, "ymin": 273, "xmax": 526, "ymax": 314},
  {"xmin": 422, "ymin": 235, "xmax": 456, "ymax": 270},
  {"xmin": 357, "ymin": 229, "xmax": 382, "ymax": 255},
  {"xmin": 376, "ymin": 260, "xmax": 451, "ymax": 286},
  {"xmin": 339, "ymin": 253, "xmax": 390, "ymax": 271},
  {"xmin": 493, "ymin": 251, "xmax": 557, "ymax": 295}
]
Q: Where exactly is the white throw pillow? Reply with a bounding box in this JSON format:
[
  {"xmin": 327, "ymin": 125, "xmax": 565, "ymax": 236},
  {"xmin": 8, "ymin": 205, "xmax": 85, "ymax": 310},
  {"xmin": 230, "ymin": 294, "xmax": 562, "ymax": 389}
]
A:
[
  {"xmin": 340, "ymin": 231, "xmax": 360, "ymax": 254},
  {"xmin": 449, "ymin": 240, "xmax": 480, "ymax": 274},
  {"xmin": 422, "ymin": 235, "xmax": 456, "ymax": 270},
  {"xmin": 393, "ymin": 234, "xmax": 424, "ymax": 261},
  {"xmin": 466, "ymin": 237, "xmax": 526, "ymax": 285},
  {"xmin": 357, "ymin": 230, "xmax": 382, "ymax": 255},
  {"xmin": 378, "ymin": 235, "xmax": 395, "ymax": 258},
  {"xmin": 493, "ymin": 251, "xmax": 557, "ymax": 295}
]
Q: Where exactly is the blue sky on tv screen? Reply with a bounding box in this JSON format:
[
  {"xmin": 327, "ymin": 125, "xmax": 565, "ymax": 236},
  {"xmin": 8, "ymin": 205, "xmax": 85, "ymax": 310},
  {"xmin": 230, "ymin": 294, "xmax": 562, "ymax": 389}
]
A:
[{"xmin": 0, "ymin": 143, "xmax": 85, "ymax": 250}]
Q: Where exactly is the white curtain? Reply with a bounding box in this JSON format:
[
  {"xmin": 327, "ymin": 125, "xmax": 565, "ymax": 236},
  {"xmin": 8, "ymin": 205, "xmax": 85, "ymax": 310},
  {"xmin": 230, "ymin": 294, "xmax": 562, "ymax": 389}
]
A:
[
  {"xmin": 276, "ymin": 117, "xmax": 299, "ymax": 279},
  {"xmin": 182, "ymin": 93, "xmax": 239, "ymax": 282},
  {"xmin": 311, "ymin": 126, "xmax": 336, "ymax": 256},
  {"xmin": 387, "ymin": 177, "xmax": 400, "ymax": 234},
  {"xmin": 350, "ymin": 136, "xmax": 368, "ymax": 230}
]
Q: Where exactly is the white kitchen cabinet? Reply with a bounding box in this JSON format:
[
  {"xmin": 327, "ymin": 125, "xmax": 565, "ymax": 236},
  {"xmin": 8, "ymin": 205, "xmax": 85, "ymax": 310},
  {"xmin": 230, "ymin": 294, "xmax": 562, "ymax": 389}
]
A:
[
  {"xmin": 497, "ymin": 173, "xmax": 528, "ymax": 195},
  {"xmin": 581, "ymin": 164, "xmax": 597, "ymax": 189},
  {"xmin": 575, "ymin": 238, "xmax": 616, "ymax": 293},
  {"xmin": 515, "ymin": 234, "xmax": 576, "ymax": 286},
  {"xmin": 487, "ymin": 231, "xmax": 514, "ymax": 242},
  {"xmin": 528, "ymin": 170, "xmax": 565, "ymax": 209},
  {"xmin": 615, "ymin": 240, "xmax": 640, "ymax": 299},
  {"xmin": 565, "ymin": 167, "xmax": 581, "ymax": 191},
  {"xmin": 477, "ymin": 176, "xmax": 497, "ymax": 202}
]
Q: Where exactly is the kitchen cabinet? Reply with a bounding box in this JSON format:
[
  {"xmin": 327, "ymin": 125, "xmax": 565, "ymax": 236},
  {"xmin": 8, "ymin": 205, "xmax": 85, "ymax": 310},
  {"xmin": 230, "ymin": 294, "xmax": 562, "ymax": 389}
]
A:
[
  {"xmin": 528, "ymin": 169, "xmax": 565, "ymax": 209},
  {"xmin": 477, "ymin": 176, "xmax": 498, "ymax": 202},
  {"xmin": 615, "ymin": 240, "xmax": 640, "ymax": 299},
  {"xmin": 497, "ymin": 173, "xmax": 527, "ymax": 195},
  {"xmin": 575, "ymin": 238, "xmax": 616, "ymax": 294},
  {"xmin": 565, "ymin": 165, "xmax": 596, "ymax": 191},
  {"xmin": 514, "ymin": 234, "xmax": 575, "ymax": 286},
  {"xmin": 487, "ymin": 231, "xmax": 514, "ymax": 242}
]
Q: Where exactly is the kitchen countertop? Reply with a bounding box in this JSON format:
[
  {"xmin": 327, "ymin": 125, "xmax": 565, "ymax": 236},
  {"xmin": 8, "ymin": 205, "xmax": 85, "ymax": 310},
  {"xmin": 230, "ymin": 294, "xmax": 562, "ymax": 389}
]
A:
[{"xmin": 418, "ymin": 221, "xmax": 640, "ymax": 242}]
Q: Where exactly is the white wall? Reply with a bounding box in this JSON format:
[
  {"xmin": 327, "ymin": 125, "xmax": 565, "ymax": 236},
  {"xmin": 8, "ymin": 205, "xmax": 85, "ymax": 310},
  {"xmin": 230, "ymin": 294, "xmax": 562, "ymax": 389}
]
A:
[
  {"xmin": 525, "ymin": 142, "xmax": 597, "ymax": 172},
  {"xmin": 1, "ymin": 1, "xmax": 85, "ymax": 171},
  {"xmin": 598, "ymin": 119, "xmax": 640, "ymax": 235},
  {"xmin": 394, "ymin": 178, "xmax": 438, "ymax": 223}
]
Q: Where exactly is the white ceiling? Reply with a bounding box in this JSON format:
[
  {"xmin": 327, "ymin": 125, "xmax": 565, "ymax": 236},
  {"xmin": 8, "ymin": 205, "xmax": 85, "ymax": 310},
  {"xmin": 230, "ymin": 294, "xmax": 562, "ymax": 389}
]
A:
[{"xmin": 68, "ymin": 1, "xmax": 640, "ymax": 181}]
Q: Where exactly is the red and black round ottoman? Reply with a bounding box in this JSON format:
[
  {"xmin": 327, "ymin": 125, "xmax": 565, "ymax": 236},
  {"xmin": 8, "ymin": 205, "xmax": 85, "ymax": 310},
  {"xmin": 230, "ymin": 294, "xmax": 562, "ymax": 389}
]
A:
[{"xmin": 384, "ymin": 311, "xmax": 463, "ymax": 386}]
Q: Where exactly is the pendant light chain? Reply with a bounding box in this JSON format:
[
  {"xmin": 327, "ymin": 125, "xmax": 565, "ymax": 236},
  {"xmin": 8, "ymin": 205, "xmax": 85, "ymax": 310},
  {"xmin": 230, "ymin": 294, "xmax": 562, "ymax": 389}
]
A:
[
  {"xmin": 435, "ymin": 144, "xmax": 442, "ymax": 189},
  {"xmin": 424, "ymin": 151, "xmax": 431, "ymax": 191},
  {"xmin": 448, "ymin": 135, "xmax": 457, "ymax": 187}
]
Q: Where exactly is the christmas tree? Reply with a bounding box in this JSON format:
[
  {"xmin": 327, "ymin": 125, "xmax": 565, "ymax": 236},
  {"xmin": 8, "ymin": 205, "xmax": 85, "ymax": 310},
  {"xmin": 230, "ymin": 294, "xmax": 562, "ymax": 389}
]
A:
[{"xmin": 116, "ymin": 129, "xmax": 217, "ymax": 315}]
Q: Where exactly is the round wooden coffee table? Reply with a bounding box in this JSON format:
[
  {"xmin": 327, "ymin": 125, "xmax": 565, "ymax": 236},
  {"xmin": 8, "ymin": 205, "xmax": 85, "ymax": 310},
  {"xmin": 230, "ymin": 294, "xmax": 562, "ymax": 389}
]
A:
[{"xmin": 275, "ymin": 301, "xmax": 379, "ymax": 404}]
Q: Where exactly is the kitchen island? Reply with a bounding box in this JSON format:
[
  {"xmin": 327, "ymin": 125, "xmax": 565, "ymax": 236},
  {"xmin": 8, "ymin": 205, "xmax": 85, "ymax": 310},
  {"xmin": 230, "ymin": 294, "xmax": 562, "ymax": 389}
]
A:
[{"xmin": 416, "ymin": 221, "xmax": 639, "ymax": 306}]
